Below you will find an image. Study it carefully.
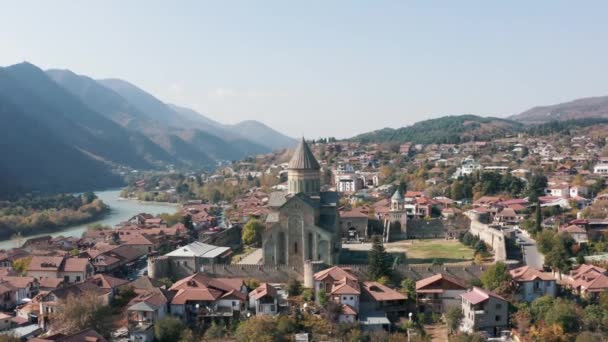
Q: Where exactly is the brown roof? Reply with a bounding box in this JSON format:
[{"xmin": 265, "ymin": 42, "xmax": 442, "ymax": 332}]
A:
[
  {"xmin": 331, "ymin": 278, "xmax": 361, "ymax": 295},
  {"xmin": 362, "ymin": 281, "xmax": 407, "ymax": 301},
  {"xmin": 28, "ymin": 256, "xmax": 64, "ymax": 272},
  {"xmin": 313, "ymin": 266, "xmax": 357, "ymax": 282},
  {"xmin": 62, "ymin": 258, "xmax": 91, "ymax": 273},
  {"xmin": 509, "ymin": 266, "xmax": 555, "ymax": 282},
  {"xmin": 461, "ymin": 287, "xmax": 505, "ymax": 305},
  {"xmin": 250, "ymin": 283, "xmax": 278, "ymax": 300},
  {"xmin": 38, "ymin": 278, "xmax": 64, "ymax": 289},
  {"xmin": 341, "ymin": 303, "xmax": 357, "ymax": 315},
  {"xmin": 0, "ymin": 276, "xmax": 36, "ymax": 289},
  {"xmin": 86, "ymin": 274, "xmax": 129, "ymax": 290},
  {"xmin": 416, "ymin": 273, "xmax": 467, "ymax": 291}
]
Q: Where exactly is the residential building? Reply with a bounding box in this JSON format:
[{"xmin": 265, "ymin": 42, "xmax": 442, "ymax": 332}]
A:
[
  {"xmin": 248, "ymin": 283, "xmax": 280, "ymax": 316},
  {"xmin": 460, "ymin": 287, "xmax": 508, "ymax": 336},
  {"xmin": 416, "ymin": 274, "xmax": 467, "ymax": 314},
  {"xmin": 509, "ymin": 266, "xmax": 557, "ymax": 302}
]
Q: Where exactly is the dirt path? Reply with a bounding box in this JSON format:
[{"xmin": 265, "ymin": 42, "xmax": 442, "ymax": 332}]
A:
[{"xmin": 424, "ymin": 324, "xmax": 448, "ymax": 342}]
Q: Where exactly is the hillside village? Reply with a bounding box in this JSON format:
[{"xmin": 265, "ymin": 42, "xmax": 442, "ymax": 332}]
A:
[{"xmin": 0, "ymin": 124, "xmax": 608, "ymax": 342}]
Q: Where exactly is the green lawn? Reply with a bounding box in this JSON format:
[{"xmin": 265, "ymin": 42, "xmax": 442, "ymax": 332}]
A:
[{"xmin": 395, "ymin": 239, "xmax": 474, "ymax": 264}]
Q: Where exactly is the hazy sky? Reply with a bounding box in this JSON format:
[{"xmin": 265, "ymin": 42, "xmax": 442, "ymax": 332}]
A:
[{"xmin": 2, "ymin": 1, "xmax": 608, "ymax": 138}]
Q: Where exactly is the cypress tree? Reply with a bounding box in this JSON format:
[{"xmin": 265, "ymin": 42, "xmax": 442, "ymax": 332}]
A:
[
  {"xmin": 368, "ymin": 235, "xmax": 390, "ymax": 280},
  {"xmin": 535, "ymin": 201, "xmax": 542, "ymax": 233}
]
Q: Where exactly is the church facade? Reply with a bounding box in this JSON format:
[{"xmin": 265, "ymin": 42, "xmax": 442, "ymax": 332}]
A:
[{"xmin": 262, "ymin": 139, "xmax": 341, "ymax": 269}]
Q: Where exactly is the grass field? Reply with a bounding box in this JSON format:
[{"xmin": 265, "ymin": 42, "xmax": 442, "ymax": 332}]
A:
[{"xmin": 342, "ymin": 239, "xmax": 474, "ymax": 264}]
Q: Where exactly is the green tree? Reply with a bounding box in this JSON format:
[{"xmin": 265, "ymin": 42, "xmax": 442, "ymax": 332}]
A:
[
  {"xmin": 446, "ymin": 305, "xmax": 464, "ymax": 333},
  {"xmin": 530, "ymin": 295, "xmax": 554, "ymax": 321},
  {"xmin": 535, "ymin": 201, "xmax": 542, "ymax": 233},
  {"xmin": 400, "ymin": 278, "xmax": 416, "ymax": 301},
  {"xmin": 368, "ymin": 235, "xmax": 390, "ymax": 280},
  {"xmin": 242, "ymin": 219, "xmax": 264, "ymax": 246},
  {"xmin": 317, "ymin": 289, "xmax": 328, "ymax": 306},
  {"xmin": 480, "ymin": 262, "xmax": 512, "ymax": 290},
  {"xmin": 204, "ymin": 321, "xmax": 226, "ymax": 339},
  {"xmin": 155, "ymin": 316, "xmax": 186, "ymax": 342},
  {"xmin": 287, "ymin": 278, "xmax": 302, "ymax": 296},
  {"xmin": 544, "ymin": 298, "xmax": 581, "ymax": 334}
]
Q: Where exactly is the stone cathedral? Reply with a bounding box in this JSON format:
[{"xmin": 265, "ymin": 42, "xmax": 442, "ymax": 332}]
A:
[{"xmin": 262, "ymin": 138, "xmax": 340, "ymax": 269}]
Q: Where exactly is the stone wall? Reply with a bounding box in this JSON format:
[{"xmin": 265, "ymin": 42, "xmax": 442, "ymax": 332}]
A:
[
  {"xmin": 184, "ymin": 262, "xmax": 485, "ymax": 285},
  {"xmin": 466, "ymin": 211, "xmax": 508, "ymax": 261},
  {"xmin": 200, "ymin": 225, "xmax": 242, "ymax": 248}
]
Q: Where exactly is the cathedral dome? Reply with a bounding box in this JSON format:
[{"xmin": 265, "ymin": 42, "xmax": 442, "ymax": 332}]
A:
[
  {"xmin": 287, "ymin": 138, "xmax": 321, "ymax": 196},
  {"xmin": 288, "ymin": 138, "xmax": 320, "ymax": 170}
]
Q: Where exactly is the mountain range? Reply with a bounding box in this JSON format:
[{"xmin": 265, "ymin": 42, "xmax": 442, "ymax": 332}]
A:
[
  {"xmin": 509, "ymin": 95, "xmax": 608, "ymax": 124},
  {"xmin": 0, "ymin": 62, "xmax": 296, "ymax": 195},
  {"xmin": 352, "ymin": 94, "xmax": 608, "ymax": 144}
]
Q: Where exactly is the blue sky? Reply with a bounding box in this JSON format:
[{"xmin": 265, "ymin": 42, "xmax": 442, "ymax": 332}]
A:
[{"xmin": 1, "ymin": 1, "xmax": 608, "ymax": 138}]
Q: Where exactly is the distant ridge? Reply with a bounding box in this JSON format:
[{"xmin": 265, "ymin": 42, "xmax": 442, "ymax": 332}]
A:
[
  {"xmin": 351, "ymin": 114, "xmax": 522, "ymax": 144},
  {"xmin": 510, "ymin": 95, "xmax": 608, "ymax": 123},
  {"xmin": 0, "ymin": 62, "xmax": 297, "ymax": 195}
]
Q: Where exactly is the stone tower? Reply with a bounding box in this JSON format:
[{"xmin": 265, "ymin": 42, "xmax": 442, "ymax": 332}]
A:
[
  {"xmin": 262, "ymin": 138, "xmax": 340, "ymax": 270},
  {"xmin": 288, "ymin": 138, "xmax": 321, "ymax": 196},
  {"xmin": 384, "ymin": 189, "xmax": 407, "ymax": 242}
]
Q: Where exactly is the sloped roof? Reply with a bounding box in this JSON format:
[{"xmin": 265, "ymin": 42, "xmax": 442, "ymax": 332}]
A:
[
  {"xmin": 391, "ymin": 190, "xmax": 404, "ymax": 201},
  {"xmin": 86, "ymin": 274, "xmax": 129, "ymax": 289},
  {"xmin": 460, "ymin": 287, "xmax": 505, "ymax": 305},
  {"xmin": 331, "ymin": 277, "xmax": 361, "ymax": 295},
  {"xmin": 362, "ymin": 281, "xmax": 407, "ymax": 301},
  {"xmin": 314, "ymin": 266, "xmax": 357, "ymax": 282},
  {"xmin": 415, "ymin": 273, "xmax": 467, "ymax": 291},
  {"xmin": 165, "ymin": 241, "xmax": 230, "ymax": 259},
  {"xmin": 288, "ymin": 138, "xmax": 320, "ymax": 170},
  {"xmin": 509, "ymin": 266, "xmax": 555, "ymax": 282},
  {"xmin": 341, "ymin": 303, "xmax": 357, "ymax": 315},
  {"xmin": 250, "ymin": 283, "xmax": 278, "ymax": 300}
]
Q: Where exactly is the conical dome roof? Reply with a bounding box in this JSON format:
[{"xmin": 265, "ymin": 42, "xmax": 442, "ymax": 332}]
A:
[
  {"xmin": 288, "ymin": 138, "xmax": 320, "ymax": 170},
  {"xmin": 391, "ymin": 189, "xmax": 404, "ymax": 201}
]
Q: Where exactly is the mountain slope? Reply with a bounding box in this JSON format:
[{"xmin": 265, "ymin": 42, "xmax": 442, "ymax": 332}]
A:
[
  {"xmin": 228, "ymin": 120, "xmax": 297, "ymax": 150},
  {"xmin": 352, "ymin": 115, "xmax": 522, "ymax": 144},
  {"xmin": 99, "ymin": 78, "xmax": 295, "ymax": 151},
  {"xmin": 1, "ymin": 63, "xmax": 153, "ymax": 169},
  {"xmin": 45, "ymin": 69, "xmax": 204, "ymax": 166},
  {"xmin": 0, "ymin": 91, "xmax": 121, "ymax": 194},
  {"xmin": 510, "ymin": 95, "xmax": 608, "ymax": 124}
]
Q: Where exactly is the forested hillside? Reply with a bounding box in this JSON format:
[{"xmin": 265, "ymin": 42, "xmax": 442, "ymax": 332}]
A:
[{"xmin": 352, "ymin": 115, "xmax": 522, "ymax": 144}]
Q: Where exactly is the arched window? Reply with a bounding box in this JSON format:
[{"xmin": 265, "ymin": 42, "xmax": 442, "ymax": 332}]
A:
[{"xmin": 294, "ymin": 242, "xmax": 298, "ymax": 253}]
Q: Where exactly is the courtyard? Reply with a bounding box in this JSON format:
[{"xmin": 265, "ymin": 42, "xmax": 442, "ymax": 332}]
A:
[{"xmin": 342, "ymin": 239, "xmax": 474, "ymax": 265}]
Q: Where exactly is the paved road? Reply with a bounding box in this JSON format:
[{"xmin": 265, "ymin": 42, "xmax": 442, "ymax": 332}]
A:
[
  {"xmin": 518, "ymin": 230, "xmax": 544, "ymax": 269},
  {"xmin": 238, "ymin": 248, "xmax": 263, "ymax": 264}
]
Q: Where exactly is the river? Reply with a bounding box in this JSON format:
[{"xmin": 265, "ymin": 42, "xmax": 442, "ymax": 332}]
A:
[{"xmin": 0, "ymin": 189, "xmax": 179, "ymax": 250}]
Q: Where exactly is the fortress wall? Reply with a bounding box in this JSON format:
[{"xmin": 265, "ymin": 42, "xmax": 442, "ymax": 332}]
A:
[{"xmin": 466, "ymin": 211, "xmax": 508, "ymax": 261}]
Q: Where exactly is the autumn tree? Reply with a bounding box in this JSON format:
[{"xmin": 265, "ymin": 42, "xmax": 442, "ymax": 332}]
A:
[{"xmin": 50, "ymin": 291, "xmax": 113, "ymax": 338}]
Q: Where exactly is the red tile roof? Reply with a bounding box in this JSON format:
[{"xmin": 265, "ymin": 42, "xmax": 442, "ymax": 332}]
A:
[
  {"xmin": 461, "ymin": 287, "xmax": 505, "ymax": 305},
  {"xmin": 362, "ymin": 281, "xmax": 407, "ymax": 301},
  {"xmin": 509, "ymin": 266, "xmax": 554, "ymax": 282}
]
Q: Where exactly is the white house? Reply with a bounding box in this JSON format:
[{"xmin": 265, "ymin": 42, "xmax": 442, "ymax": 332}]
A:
[
  {"xmin": 460, "ymin": 287, "xmax": 508, "ymax": 337},
  {"xmin": 509, "ymin": 266, "xmax": 557, "ymax": 302},
  {"xmin": 248, "ymin": 283, "xmax": 280, "ymax": 316}
]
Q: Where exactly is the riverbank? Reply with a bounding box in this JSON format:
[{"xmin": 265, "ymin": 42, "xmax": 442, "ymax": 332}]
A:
[
  {"xmin": 0, "ymin": 189, "xmax": 179, "ymax": 250},
  {"xmin": 0, "ymin": 206, "xmax": 110, "ymax": 241}
]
